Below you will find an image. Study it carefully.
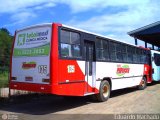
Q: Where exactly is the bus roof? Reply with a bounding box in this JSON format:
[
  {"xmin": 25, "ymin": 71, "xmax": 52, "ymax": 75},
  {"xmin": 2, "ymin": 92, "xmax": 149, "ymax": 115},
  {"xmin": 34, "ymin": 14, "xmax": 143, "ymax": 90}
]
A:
[
  {"xmin": 16, "ymin": 23, "xmax": 52, "ymax": 32},
  {"xmin": 62, "ymin": 24, "xmax": 138, "ymax": 47},
  {"xmin": 16, "ymin": 22, "xmax": 143, "ymax": 49}
]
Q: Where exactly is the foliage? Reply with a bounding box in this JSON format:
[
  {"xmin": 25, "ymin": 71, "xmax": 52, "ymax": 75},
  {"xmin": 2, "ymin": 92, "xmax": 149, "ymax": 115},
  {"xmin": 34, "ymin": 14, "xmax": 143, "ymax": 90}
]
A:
[
  {"xmin": 0, "ymin": 28, "xmax": 13, "ymax": 68},
  {"xmin": 0, "ymin": 72, "xmax": 9, "ymax": 88}
]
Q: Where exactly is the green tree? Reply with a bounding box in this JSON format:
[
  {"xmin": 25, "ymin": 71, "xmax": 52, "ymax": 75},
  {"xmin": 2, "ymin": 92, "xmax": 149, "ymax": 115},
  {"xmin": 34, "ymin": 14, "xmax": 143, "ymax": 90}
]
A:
[{"xmin": 0, "ymin": 28, "xmax": 13, "ymax": 69}]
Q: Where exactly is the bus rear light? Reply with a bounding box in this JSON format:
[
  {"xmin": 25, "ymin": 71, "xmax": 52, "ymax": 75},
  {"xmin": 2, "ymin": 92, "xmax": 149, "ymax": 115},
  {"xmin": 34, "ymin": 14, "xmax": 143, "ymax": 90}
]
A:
[
  {"xmin": 41, "ymin": 87, "xmax": 45, "ymax": 90},
  {"xmin": 144, "ymin": 67, "xmax": 147, "ymax": 72},
  {"xmin": 42, "ymin": 78, "xmax": 50, "ymax": 83},
  {"xmin": 11, "ymin": 77, "xmax": 17, "ymax": 80},
  {"xmin": 25, "ymin": 76, "xmax": 33, "ymax": 81},
  {"xmin": 66, "ymin": 80, "xmax": 69, "ymax": 83}
]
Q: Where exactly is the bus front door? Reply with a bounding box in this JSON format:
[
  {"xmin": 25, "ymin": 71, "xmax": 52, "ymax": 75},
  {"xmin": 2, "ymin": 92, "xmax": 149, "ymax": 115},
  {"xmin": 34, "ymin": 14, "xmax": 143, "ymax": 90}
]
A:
[{"xmin": 84, "ymin": 41, "xmax": 96, "ymax": 94}]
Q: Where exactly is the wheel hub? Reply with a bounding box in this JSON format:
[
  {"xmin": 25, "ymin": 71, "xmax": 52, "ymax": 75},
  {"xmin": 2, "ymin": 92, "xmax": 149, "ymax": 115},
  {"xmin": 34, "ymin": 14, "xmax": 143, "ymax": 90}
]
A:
[{"xmin": 103, "ymin": 85, "xmax": 109, "ymax": 98}]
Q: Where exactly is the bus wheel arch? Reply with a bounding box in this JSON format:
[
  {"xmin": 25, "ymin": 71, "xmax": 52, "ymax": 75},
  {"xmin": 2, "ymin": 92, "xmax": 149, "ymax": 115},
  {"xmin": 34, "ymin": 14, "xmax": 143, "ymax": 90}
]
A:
[{"xmin": 138, "ymin": 76, "xmax": 147, "ymax": 90}]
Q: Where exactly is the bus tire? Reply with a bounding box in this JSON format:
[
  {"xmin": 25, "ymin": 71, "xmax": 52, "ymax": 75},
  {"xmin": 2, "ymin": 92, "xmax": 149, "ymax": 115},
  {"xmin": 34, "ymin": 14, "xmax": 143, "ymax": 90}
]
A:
[
  {"xmin": 138, "ymin": 77, "xmax": 147, "ymax": 90},
  {"xmin": 96, "ymin": 80, "xmax": 111, "ymax": 102}
]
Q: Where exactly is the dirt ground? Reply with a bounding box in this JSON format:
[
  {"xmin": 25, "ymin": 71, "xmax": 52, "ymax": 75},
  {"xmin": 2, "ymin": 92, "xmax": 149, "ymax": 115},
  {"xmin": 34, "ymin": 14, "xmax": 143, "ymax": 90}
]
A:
[{"xmin": 0, "ymin": 81, "xmax": 160, "ymax": 120}]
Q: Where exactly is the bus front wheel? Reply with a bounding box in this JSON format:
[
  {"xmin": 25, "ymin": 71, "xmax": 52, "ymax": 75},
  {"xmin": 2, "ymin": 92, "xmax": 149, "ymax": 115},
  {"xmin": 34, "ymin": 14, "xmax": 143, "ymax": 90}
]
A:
[{"xmin": 96, "ymin": 80, "xmax": 111, "ymax": 102}]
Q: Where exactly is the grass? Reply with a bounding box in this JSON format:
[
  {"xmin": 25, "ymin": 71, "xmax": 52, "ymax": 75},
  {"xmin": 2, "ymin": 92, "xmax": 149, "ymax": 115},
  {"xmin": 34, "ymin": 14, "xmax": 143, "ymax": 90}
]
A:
[{"xmin": 0, "ymin": 71, "xmax": 9, "ymax": 88}]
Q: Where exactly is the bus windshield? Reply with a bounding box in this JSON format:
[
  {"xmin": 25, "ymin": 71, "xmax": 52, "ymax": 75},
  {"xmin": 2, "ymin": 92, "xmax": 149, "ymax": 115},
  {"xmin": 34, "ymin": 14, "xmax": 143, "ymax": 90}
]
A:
[{"xmin": 154, "ymin": 53, "xmax": 160, "ymax": 66}]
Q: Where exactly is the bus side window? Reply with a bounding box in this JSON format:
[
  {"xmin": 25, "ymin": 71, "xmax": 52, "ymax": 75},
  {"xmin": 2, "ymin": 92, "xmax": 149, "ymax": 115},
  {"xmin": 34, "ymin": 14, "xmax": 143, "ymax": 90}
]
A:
[
  {"xmin": 109, "ymin": 42, "xmax": 116, "ymax": 61},
  {"xmin": 116, "ymin": 43, "xmax": 123, "ymax": 62},
  {"xmin": 121, "ymin": 44, "xmax": 127, "ymax": 62},
  {"xmin": 127, "ymin": 46, "xmax": 133, "ymax": 63},
  {"xmin": 133, "ymin": 48, "xmax": 137, "ymax": 63},
  {"xmin": 60, "ymin": 29, "xmax": 81, "ymax": 59},
  {"xmin": 140, "ymin": 50, "xmax": 145, "ymax": 64},
  {"xmin": 96, "ymin": 38, "xmax": 109, "ymax": 61},
  {"xmin": 103, "ymin": 40, "xmax": 110, "ymax": 61},
  {"xmin": 61, "ymin": 43, "xmax": 71, "ymax": 57}
]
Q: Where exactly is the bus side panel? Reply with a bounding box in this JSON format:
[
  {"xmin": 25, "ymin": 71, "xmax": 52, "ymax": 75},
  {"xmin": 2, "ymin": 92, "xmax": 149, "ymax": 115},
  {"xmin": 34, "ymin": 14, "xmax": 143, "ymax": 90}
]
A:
[
  {"xmin": 52, "ymin": 82, "xmax": 85, "ymax": 96},
  {"xmin": 42, "ymin": 23, "xmax": 98, "ymax": 96},
  {"xmin": 52, "ymin": 59, "xmax": 99, "ymax": 96},
  {"xmin": 54, "ymin": 60, "xmax": 85, "ymax": 96},
  {"xmin": 95, "ymin": 62, "xmax": 144, "ymax": 90},
  {"xmin": 50, "ymin": 23, "xmax": 86, "ymax": 96},
  {"xmin": 58, "ymin": 60, "xmax": 85, "ymax": 83}
]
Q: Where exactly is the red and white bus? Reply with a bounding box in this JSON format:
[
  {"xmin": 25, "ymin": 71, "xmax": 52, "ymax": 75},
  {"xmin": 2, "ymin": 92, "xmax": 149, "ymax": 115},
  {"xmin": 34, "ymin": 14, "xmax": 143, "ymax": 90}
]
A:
[{"xmin": 10, "ymin": 23, "xmax": 150, "ymax": 102}]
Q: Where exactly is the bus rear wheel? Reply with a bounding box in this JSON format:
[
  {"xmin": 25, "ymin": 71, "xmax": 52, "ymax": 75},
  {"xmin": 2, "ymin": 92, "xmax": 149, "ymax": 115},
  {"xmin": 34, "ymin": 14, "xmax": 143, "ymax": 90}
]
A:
[
  {"xmin": 138, "ymin": 77, "xmax": 147, "ymax": 90},
  {"xmin": 96, "ymin": 80, "xmax": 111, "ymax": 102}
]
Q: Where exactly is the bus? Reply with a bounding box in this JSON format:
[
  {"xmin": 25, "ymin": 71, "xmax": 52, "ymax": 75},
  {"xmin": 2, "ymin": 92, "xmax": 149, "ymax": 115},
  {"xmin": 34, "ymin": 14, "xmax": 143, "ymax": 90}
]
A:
[
  {"xmin": 151, "ymin": 50, "xmax": 160, "ymax": 81},
  {"xmin": 10, "ymin": 23, "xmax": 150, "ymax": 102}
]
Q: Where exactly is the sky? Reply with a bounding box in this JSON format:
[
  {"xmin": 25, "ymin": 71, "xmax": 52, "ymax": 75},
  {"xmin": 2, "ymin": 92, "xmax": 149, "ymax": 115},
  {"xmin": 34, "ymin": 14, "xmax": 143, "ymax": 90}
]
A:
[{"xmin": 0, "ymin": 0, "xmax": 160, "ymax": 46}]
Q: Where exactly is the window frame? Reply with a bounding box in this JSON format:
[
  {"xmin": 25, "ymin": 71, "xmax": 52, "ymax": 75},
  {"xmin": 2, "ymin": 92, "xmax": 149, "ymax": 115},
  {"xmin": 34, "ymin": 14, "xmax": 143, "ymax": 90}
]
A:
[
  {"xmin": 59, "ymin": 27, "xmax": 82, "ymax": 60},
  {"xmin": 58, "ymin": 27, "xmax": 149, "ymax": 64},
  {"xmin": 96, "ymin": 37, "xmax": 110, "ymax": 61}
]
